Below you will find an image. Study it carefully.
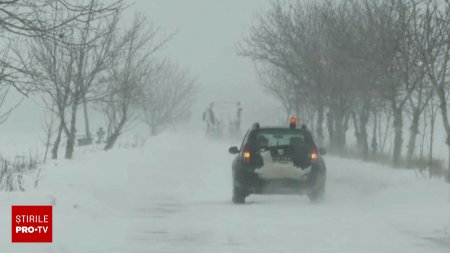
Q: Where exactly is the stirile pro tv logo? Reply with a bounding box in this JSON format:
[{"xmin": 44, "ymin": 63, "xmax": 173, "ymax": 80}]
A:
[{"xmin": 12, "ymin": 206, "xmax": 53, "ymax": 243}]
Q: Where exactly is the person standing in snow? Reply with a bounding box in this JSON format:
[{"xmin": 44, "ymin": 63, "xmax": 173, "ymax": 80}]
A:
[{"xmin": 203, "ymin": 103, "xmax": 217, "ymax": 135}]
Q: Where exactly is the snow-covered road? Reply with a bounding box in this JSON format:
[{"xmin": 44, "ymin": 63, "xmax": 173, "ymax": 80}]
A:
[
  {"xmin": 1, "ymin": 132, "xmax": 448, "ymax": 253},
  {"xmin": 128, "ymin": 133, "xmax": 450, "ymax": 253}
]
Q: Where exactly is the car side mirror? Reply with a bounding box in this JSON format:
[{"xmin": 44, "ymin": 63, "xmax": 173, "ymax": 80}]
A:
[
  {"xmin": 319, "ymin": 148, "xmax": 327, "ymax": 155},
  {"xmin": 229, "ymin": 146, "xmax": 240, "ymax": 154}
]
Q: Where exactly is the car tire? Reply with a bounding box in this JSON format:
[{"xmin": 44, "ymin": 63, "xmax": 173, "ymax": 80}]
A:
[
  {"xmin": 232, "ymin": 185, "xmax": 246, "ymax": 204},
  {"xmin": 307, "ymin": 166, "xmax": 326, "ymax": 203},
  {"xmin": 307, "ymin": 183, "xmax": 325, "ymax": 203}
]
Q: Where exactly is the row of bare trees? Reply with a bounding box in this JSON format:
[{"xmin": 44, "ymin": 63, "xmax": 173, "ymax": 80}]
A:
[
  {"xmin": 239, "ymin": 0, "xmax": 450, "ymax": 171},
  {"xmin": 0, "ymin": 0, "xmax": 196, "ymax": 159}
]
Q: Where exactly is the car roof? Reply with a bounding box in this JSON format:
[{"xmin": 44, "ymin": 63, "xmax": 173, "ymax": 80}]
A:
[{"xmin": 251, "ymin": 127, "xmax": 304, "ymax": 131}]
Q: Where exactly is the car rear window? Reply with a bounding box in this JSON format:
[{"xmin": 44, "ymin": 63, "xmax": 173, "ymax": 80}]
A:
[{"xmin": 253, "ymin": 129, "xmax": 306, "ymax": 148}]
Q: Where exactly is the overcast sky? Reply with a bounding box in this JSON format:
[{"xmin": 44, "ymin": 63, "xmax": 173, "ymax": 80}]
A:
[
  {"xmin": 1, "ymin": 0, "xmax": 281, "ymax": 135},
  {"xmin": 132, "ymin": 0, "xmax": 280, "ymax": 127}
]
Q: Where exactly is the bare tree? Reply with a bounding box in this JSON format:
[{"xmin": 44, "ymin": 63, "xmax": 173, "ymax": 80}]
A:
[
  {"xmin": 238, "ymin": 1, "xmax": 332, "ymax": 146},
  {"xmin": 100, "ymin": 15, "xmax": 170, "ymax": 150},
  {"xmin": 1, "ymin": 0, "xmax": 123, "ymax": 95},
  {"xmin": 239, "ymin": 0, "xmax": 450, "ymax": 173},
  {"xmin": 27, "ymin": 26, "xmax": 74, "ymax": 159},
  {"xmin": 138, "ymin": 61, "xmax": 196, "ymax": 136},
  {"xmin": 28, "ymin": 0, "xmax": 125, "ymax": 159},
  {"xmin": 0, "ymin": 0, "xmax": 119, "ymax": 37},
  {"xmin": 41, "ymin": 106, "xmax": 56, "ymax": 163},
  {"xmin": 0, "ymin": 0, "xmax": 101, "ymax": 128},
  {"xmin": 257, "ymin": 65, "xmax": 305, "ymax": 120},
  {"xmin": 413, "ymin": 0, "xmax": 450, "ymax": 173},
  {"xmin": 63, "ymin": 1, "xmax": 126, "ymax": 158},
  {"xmin": 426, "ymin": 98, "xmax": 439, "ymax": 177},
  {"xmin": 405, "ymin": 79, "xmax": 433, "ymax": 165},
  {"xmin": 0, "ymin": 85, "xmax": 22, "ymax": 124}
]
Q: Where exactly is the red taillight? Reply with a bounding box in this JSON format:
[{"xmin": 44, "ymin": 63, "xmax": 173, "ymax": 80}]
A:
[
  {"xmin": 242, "ymin": 146, "xmax": 251, "ymax": 162},
  {"xmin": 310, "ymin": 148, "xmax": 318, "ymax": 161}
]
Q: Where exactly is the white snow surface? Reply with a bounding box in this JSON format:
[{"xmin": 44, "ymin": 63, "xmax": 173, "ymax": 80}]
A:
[{"xmin": 0, "ymin": 131, "xmax": 449, "ymax": 253}]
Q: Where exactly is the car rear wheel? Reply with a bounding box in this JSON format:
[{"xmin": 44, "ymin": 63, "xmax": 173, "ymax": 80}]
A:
[
  {"xmin": 307, "ymin": 165, "xmax": 326, "ymax": 203},
  {"xmin": 307, "ymin": 183, "xmax": 325, "ymax": 203},
  {"xmin": 232, "ymin": 185, "xmax": 246, "ymax": 204}
]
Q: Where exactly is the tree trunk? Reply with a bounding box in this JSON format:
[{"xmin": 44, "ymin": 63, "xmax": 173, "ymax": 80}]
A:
[
  {"xmin": 104, "ymin": 132, "xmax": 120, "ymax": 151},
  {"xmin": 392, "ymin": 108, "xmax": 403, "ymax": 167},
  {"xmin": 104, "ymin": 114, "xmax": 127, "ymax": 151},
  {"xmin": 43, "ymin": 130, "xmax": 51, "ymax": 163},
  {"xmin": 334, "ymin": 112, "xmax": 347, "ymax": 153},
  {"xmin": 51, "ymin": 121, "xmax": 64, "ymax": 159},
  {"xmin": 380, "ymin": 111, "xmax": 392, "ymax": 154},
  {"xmin": 352, "ymin": 108, "xmax": 370, "ymax": 158},
  {"xmin": 419, "ymin": 109, "xmax": 427, "ymax": 162},
  {"xmin": 371, "ymin": 109, "xmax": 378, "ymax": 156},
  {"xmin": 65, "ymin": 103, "xmax": 78, "ymax": 159},
  {"xmin": 435, "ymin": 86, "xmax": 450, "ymax": 178},
  {"xmin": 428, "ymin": 104, "xmax": 436, "ymax": 178},
  {"xmin": 406, "ymin": 110, "xmax": 420, "ymax": 167},
  {"xmin": 360, "ymin": 118, "xmax": 369, "ymax": 159},
  {"xmin": 352, "ymin": 111, "xmax": 362, "ymax": 151},
  {"xmin": 328, "ymin": 108, "xmax": 347, "ymax": 153},
  {"xmin": 328, "ymin": 96, "xmax": 349, "ymax": 154},
  {"xmin": 446, "ymin": 147, "xmax": 450, "ymax": 182},
  {"xmin": 358, "ymin": 102, "xmax": 370, "ymax": 159},
  {"xmin": 316, "ymin": 104, "xmax": 325, "ymax": 146},
  {"xmin": 83, "ymin": 98, "xmax": 91, "ymax": 140},
  {"xmin": 326, "ymin": 111, "xmax": 334, "ymax": 148}
]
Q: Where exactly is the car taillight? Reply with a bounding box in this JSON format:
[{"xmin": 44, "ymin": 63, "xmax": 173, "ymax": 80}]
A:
[
  {"xmin": 310, "ymin": 148, "xmax": 319, "ymax": 161},
  {"xmin": 242, "ymin": 146, "xmax": 251, "ymax": 162}
]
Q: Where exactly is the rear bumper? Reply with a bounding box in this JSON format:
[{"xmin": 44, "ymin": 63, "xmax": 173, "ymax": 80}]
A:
[
  {"xmin": 233, "ymin": 160, "xmax": 325, "ymax": 194},
  {"xmin": 234, "ymin": 169, "xmax": 312, "ymax": 194},
  {"xmin": 236, "ymin": 177, "xmax": 312, "ymax": 195},
  {"xmin": 255, "ymin": 165, "xmax": 311, "ymax": 180},
  {"xmin": 257, "ymin": 178, "xmax": 311, "ymax": 194}
]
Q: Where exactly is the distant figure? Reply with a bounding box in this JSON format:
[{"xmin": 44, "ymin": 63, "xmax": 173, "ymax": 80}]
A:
[
  {"xmin": 96, "ymin": 127, "xmax": 105, "ymax": 144},
  {"xmin": 236, "ymin": 102, "xmax": 243, "ymax": 132},
  {"xmin": 203, "ymin": 103, "xmax": 217, "ymax": 134},
  {"xmin": 208, "ymin": 105, "xmax": 217, "ymax": 126}
]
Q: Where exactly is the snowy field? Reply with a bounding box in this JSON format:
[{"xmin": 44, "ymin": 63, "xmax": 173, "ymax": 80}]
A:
[{"xmin": 1, "ymin": 132, "xmax": 449, "ymax": 253}]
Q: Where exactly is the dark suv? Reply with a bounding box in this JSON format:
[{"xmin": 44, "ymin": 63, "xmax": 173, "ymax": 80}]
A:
[{"xmin": 228, "ymin": 118, "xmax": 327, "ymax": 204}]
